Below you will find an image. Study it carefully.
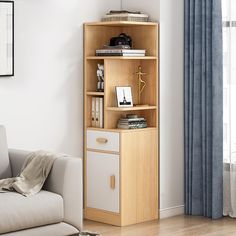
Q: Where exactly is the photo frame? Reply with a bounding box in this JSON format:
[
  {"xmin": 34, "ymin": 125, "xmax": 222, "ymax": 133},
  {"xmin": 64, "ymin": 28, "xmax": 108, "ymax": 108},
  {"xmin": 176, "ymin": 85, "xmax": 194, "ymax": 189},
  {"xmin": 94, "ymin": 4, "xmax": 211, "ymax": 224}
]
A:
[
  {"xmin": 0, "ymin": 1, "xmax": 14, "ymax": 77},
  {"xmin": 116, "ymin": 86, "xmax": 133, "ymax": 107}
]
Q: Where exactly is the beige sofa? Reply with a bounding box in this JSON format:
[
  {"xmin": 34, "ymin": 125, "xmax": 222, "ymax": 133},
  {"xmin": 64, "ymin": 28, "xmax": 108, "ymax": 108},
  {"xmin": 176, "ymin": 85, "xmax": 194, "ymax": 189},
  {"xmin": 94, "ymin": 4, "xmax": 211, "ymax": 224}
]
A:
[{"xmin": 0, "ymin": 126, "xmax": 83, "ymax": 236}]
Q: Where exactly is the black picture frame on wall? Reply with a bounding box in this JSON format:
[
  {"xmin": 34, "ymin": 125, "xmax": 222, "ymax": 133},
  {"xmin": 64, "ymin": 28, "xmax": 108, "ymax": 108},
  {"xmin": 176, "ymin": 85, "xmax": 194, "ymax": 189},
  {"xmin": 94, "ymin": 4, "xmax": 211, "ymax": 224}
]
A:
[{"xmin": 0, "ymin": 1, "xmax": 14, "ymax": 77}]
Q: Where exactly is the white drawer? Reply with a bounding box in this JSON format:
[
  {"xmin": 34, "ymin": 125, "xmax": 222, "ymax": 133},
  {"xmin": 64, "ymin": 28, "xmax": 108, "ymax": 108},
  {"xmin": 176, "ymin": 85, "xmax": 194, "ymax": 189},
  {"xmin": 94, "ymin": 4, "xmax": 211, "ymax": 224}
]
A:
[
  {"xmin": 87, "ymin": 151, "xmax": 120, "ymax": 213},
  {"xmin": 87, "ymin": 130, "xmax": 119, "ymax": 152}
]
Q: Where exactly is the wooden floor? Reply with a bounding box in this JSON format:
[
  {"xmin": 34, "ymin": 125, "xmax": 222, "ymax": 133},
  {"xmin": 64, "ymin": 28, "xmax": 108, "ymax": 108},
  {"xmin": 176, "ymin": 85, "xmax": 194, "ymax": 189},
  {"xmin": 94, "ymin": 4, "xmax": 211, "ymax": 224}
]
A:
[{"xmin": 84, "ymin": 215, "xmax": 236, "ymax": 236}]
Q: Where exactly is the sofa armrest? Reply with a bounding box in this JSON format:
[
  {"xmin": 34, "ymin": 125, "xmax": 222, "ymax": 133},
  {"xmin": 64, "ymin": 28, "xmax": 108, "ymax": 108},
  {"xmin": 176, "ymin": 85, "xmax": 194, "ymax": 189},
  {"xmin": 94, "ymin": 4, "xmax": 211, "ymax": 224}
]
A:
[
  {"xmin": 8, "ymin": 149, "xmax": 30, "ymax": 177},
  {"xmin": 8, "ymin": 149, "xmax": 83, "ymax": 231},
  {"xmin": 44, "ymin": 156, "xmax": 83, "ymax": 231}
]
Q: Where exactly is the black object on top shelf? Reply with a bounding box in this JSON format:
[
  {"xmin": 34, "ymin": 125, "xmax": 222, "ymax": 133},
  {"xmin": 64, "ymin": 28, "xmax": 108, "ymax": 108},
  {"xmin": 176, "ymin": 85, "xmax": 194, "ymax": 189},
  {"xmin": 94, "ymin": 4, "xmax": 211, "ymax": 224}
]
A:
[{"xmin": 109, "ymin": 33, "xmax": 132, "ymax": 48}]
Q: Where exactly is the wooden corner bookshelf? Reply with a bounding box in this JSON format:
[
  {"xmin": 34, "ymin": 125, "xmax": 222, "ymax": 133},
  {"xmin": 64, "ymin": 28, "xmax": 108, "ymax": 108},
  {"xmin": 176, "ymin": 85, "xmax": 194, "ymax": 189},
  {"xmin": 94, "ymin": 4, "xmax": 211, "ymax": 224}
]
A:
[{"xmin": 84, "ymin": 21, "xmax": 159, "ymax": 226}]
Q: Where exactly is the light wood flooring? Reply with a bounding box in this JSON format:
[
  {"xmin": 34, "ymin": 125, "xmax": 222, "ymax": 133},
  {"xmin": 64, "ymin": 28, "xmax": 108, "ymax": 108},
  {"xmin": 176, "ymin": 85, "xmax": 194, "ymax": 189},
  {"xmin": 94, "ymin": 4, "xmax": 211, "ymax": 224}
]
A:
[{"xmin": 84, "ymin": 215, "xmax": 236, "ymax": 236}]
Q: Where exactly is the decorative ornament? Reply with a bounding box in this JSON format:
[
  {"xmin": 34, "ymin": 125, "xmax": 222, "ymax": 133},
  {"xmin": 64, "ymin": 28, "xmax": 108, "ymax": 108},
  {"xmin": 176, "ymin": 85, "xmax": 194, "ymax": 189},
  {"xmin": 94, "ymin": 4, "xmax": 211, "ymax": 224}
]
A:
[{"xmin": 135, "ymin": 65, "xmax": 147, "ymax": 105}]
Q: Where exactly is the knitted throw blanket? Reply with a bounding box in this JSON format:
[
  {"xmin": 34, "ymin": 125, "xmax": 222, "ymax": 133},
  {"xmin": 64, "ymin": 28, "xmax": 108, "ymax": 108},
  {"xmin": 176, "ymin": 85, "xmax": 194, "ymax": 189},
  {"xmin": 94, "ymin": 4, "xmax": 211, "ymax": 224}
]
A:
[{"xmin": 0, "ymin": 151, "xmax": 60, "ymax": 196}]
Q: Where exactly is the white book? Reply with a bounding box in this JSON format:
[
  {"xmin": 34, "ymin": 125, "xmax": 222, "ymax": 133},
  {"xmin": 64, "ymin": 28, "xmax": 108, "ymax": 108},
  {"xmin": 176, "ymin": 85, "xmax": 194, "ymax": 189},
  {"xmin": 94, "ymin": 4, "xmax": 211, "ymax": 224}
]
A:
[
  {"xmin": 95, "ymin": 97, "xmax": 100, "ymax": 127},
  {"xmin": 96, "ymin": 49, "xmax": 146, "ymax": 54},
  {"xmin": 91, "ymin": 97, "xmax": 96, "ymax": 127},
  {"xmin": 99, "ymin": 98, "xmax": 104, "ymax": 128},
  {"xmin": 103, "ymin": 13, "xmax": 149, "ymax": 18},
  {"xmin": 121, "ymin": 53, "xmax": 145, "ymax": 57}
]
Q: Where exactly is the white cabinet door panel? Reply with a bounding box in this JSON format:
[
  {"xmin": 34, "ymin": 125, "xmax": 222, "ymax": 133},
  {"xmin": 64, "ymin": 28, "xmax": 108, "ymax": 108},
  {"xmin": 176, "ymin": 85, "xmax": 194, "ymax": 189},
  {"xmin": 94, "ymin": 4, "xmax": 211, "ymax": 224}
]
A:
[{"xmin": 87, "ymin": 151, "xmax": 119, "ymax": 213}]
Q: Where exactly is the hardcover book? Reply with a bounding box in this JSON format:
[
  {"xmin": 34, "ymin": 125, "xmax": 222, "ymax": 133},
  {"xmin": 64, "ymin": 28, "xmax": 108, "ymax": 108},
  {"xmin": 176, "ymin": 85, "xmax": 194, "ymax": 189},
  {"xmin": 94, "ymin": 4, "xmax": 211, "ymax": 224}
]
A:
[
  {"xmin": 99, "ymin": 97, "xmax": 103, "ymax": 128},
  {"xmin": 95, "ymin": 97, "xmax": 100, "ymax": 127},
  {"xmin": 91, "ymin": 97, "xmax": 96, "ymax": 127}
]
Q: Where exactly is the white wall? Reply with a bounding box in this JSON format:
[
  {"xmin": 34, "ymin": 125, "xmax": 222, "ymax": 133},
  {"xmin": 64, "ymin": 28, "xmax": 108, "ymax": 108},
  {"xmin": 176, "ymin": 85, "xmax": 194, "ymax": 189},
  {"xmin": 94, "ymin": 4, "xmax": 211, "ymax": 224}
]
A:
[
  {"xmin": 123, "ymin": 0, "xmax": 184, "ymax": 217},
  {"xmin": 159, "ymin": 0, "xmax": 184, "ymax": 217},
  {"xmin": 0, "ymin": 0, "xmax": 184, "ymax": 218},
  {"xmin": 0, "ymin": 0, "xmax": 120, "ymax": 156}
]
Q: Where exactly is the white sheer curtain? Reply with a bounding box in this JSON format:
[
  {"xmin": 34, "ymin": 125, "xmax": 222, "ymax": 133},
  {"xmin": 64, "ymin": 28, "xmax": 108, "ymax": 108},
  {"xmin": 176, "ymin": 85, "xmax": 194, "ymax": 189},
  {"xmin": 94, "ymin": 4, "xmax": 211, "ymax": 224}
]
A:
[{"xmin": 222, "ymin": 0, "xmax": 236, "ymax": 217}]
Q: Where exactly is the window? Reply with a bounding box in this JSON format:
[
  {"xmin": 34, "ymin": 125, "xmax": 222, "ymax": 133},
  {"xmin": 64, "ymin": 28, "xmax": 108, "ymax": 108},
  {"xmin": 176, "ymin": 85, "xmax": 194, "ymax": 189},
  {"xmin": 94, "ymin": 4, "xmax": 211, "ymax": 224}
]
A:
[{"xmin": 222, "ymin": 0, "xmax": 236, "ymax": 163}]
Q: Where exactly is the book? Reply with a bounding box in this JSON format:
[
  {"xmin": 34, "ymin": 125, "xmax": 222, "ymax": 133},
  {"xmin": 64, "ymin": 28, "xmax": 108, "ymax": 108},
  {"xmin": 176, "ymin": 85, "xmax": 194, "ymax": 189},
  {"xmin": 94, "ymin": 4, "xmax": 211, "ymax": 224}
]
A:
[
  {"xmin": 91, "ymin": 97, "xmax": 96, "ymax": 127},
  {"xmin": 117, "ymin": 123, "xmax": 147, "ymax": 129},
  {"xmin": 95, "ymin": 97, "xmax": 100, "ymax": 127},
  {"xmin": 96, "ymin": 49, "xmax": 146, "ymax": 54},
  {"xmin": 118, "ymin": 119, "xmax": 145, "ymax": 124},
  {"xmin": 117, "ymin": 117, "xmax": 147, "ymax": 129},
  {"xmin": 102, "ymin": 45, "xmax": 131, "ymax": 50},
  {"xmin": 96, "ymin": 53, "xmax": 145, "ymax": 57},
  {"xmin": 96, "ymin": 49, "xmax": 146, "ymax": 57},
  {"xmin": 102, "ymin": 13, "xmax": 149, "ymax": 22},
  {"xmin": 107, "ymin": 10, "xmax": 142, "ymax": 14},
  {"xmin": 99, "ymin": 97, "xmax": 104, "ymax": 128}
]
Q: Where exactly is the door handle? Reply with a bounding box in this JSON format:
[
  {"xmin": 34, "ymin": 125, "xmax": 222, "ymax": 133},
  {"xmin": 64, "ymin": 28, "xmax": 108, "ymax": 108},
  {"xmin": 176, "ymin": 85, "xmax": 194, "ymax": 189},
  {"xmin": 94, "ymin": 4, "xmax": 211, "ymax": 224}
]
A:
[
  {"xmin": 96, "ymin": 137, "xmax": 108, "ymax": 144},
  {"xmin": 110, "ymin": 175, "xmax": 115, "ymax": 189}
]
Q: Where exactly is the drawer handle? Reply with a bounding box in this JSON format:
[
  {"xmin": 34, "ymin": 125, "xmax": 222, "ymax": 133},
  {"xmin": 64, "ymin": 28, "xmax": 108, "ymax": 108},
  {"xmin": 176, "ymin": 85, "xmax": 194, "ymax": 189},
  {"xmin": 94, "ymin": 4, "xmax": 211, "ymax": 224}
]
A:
[
  {"xmin": 110, "ymin": 175, "xmax": 115, "ymax": 189},
  {"xmin": 96, "ymin": 138, "xmax": 108, "ymax": 144}
]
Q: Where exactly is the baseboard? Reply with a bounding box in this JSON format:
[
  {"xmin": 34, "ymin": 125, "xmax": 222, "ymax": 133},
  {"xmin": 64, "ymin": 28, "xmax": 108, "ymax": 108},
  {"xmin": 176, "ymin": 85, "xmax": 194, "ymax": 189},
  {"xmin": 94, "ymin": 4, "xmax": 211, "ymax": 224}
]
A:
[{"xmin": 159, "ymin": 205, "xmax": 184, "ymax": 219}]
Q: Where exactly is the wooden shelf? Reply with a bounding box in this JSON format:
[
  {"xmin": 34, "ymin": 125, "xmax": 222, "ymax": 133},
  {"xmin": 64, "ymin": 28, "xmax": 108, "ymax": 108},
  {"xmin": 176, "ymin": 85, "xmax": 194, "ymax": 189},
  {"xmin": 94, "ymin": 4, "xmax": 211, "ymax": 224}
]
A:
[
  {"xmin": 86, "ymin": 56, "xmax": 157, "ymax": 60},
  {"xmin": 84, "ymin": 21, "xmax": 158, "ymax": 27},
  {"xmin": 86, "ymin": 91, "xmax": 104, "ymax": 96},
  {"xmin": 106, "ymin": 106, "xmax": 157, "ymax": 112},
  {"xmin": 86, "ymin": 127, "xmax": 157, "ymax": 133}
]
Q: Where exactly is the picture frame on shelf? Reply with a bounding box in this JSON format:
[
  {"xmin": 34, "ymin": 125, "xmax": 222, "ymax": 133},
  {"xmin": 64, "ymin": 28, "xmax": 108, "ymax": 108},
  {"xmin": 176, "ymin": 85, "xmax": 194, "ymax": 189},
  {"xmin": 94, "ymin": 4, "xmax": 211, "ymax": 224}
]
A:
[{"xmin": 116, "ymin": 86, "xmax": 133, "ymax": 107}]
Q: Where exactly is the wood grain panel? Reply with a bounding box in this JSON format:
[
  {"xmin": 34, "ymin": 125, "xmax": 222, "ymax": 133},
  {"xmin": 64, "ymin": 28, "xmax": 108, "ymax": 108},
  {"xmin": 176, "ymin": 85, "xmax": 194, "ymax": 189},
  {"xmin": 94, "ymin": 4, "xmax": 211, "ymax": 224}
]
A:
[
  {"xmin": 84, "ymin": 25, "xmax": 121, "ymax": 57},
  {"xmin": 84, "ymin": 215, "xmax": 236, "ymax": 236},
  {"xmin": 124, "ymin": 25, "xmax": 158, "ymax": 56},
  {"xmin": 120, "ymin": 129, "xmax": 158, "ymax": 226},
  {"xmin": 85, "ymin": 208, "xmax": 121, "ymax": 226},
  {"xmin": 84, "ymin": 22, "xmax": 159, "ymax": 227}
]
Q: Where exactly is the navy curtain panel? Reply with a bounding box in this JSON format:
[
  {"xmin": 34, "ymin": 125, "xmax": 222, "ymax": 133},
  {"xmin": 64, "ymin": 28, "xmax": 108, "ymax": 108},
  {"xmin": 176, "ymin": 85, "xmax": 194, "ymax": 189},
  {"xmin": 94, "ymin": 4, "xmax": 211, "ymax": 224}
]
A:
[{"xmin": 184, "ymin": 0, "xmax": 223, "ymax": 219}]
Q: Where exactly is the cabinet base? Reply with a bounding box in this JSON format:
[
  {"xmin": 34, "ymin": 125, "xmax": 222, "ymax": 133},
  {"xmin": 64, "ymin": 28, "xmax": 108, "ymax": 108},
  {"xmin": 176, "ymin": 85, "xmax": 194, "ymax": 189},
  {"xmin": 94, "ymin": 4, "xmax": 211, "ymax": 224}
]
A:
[
  {"xmin": 84, "ymin": 207, "xmax": 159, "ymax": 227},
  {"xmin": 85, "ymin": 208, "xmax": 121, "ymax": 226}
]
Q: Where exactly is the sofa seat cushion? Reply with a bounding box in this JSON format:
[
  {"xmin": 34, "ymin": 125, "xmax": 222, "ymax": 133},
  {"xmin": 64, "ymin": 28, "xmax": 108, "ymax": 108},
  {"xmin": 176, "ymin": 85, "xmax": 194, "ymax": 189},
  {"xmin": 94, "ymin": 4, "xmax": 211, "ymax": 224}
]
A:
[{"xmin": 0, "ymin": 190, "xmax": 63, "ymax": 234}]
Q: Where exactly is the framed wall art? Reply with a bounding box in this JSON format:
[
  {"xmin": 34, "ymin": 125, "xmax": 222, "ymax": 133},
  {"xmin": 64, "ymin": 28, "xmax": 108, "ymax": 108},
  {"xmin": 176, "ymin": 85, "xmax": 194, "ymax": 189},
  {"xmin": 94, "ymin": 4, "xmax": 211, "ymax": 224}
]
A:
[{"xmin": 0, "ymin": 1, "xmax": 14, "ymax": 77}]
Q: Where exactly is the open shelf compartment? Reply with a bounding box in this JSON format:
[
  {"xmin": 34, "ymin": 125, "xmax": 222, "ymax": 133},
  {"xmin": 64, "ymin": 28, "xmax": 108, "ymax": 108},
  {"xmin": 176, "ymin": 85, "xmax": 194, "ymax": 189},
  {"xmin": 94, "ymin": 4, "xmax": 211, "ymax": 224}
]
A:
[
  {"xmin": 84, "ymin": 23, "xmax": 158, "ymax": 57},
  {"xmin": 104, "ymin": 59, "xmax": 157, "ymax": 107},
  {"xmin": 104, "ymin": 109, "xmax": 157, "ymax": 129}
]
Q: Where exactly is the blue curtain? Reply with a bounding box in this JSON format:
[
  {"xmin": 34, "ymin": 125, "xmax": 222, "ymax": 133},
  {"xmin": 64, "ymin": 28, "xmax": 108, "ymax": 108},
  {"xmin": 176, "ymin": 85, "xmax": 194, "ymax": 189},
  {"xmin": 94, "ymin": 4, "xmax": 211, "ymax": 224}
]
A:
[{"xmin": 184, "ymin": 0, "xmax": 223, "ymax": 219}]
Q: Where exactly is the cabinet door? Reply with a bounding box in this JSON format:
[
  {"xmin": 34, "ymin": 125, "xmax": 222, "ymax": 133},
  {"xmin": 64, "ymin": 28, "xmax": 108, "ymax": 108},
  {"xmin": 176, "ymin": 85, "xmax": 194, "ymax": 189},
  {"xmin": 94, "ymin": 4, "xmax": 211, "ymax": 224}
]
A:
[{"xmin": 86, "ymin": 151, "xmax": 120, "ymax": 213}]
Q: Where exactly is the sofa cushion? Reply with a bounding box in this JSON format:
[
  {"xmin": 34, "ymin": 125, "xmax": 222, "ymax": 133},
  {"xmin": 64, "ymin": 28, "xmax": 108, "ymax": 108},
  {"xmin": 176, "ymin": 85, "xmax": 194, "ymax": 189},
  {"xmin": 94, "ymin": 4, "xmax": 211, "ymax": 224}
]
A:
[
  {"xmin": 0, "ymin": 125, "xmax": 12, "ymax": 179},
  {"xmin": 0, "ymin": 190, "xmax": 63, "ymax": 234}
]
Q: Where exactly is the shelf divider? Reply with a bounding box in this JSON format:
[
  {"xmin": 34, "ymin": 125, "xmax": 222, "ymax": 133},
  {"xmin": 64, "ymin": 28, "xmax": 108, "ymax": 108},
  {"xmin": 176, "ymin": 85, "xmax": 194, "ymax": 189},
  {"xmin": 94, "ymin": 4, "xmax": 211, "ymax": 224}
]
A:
[
  {"xmin": 86, "ymin": 91, "xmax": 104, "ymax": 96},
  {"xmin": 86, "ymin": 56, "xmax": 158, "ymax": 60},
  {"xmin": 106, "ymin": 106, "xmax": 157, "ymax": 112}
]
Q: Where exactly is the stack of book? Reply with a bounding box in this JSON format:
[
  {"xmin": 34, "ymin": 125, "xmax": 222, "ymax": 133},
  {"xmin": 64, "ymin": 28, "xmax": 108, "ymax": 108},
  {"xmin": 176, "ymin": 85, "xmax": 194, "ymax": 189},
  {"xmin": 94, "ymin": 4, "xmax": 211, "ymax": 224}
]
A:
[
  {"xmin": 117, "ymin": 116, "xmax": 147, "ymax": 129},
  {"xmin": 102, "ymin": 10, "xmax": 149, "ymax": 22},
  {"xmin": 91, "ymin": 97, "xmax": 103, "ymax": 128},
  {"xmin": 96, "ymin": 49, "xmax": 146, "ymax": 57}
]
